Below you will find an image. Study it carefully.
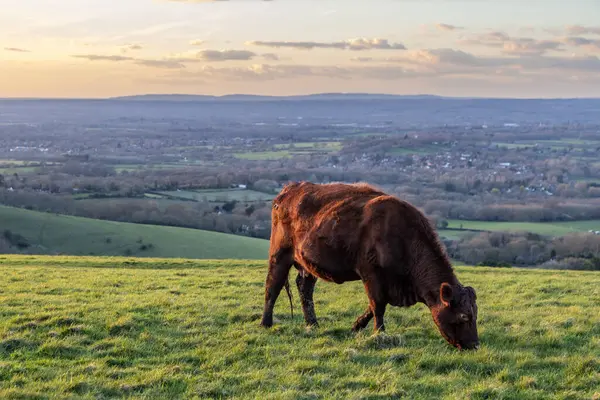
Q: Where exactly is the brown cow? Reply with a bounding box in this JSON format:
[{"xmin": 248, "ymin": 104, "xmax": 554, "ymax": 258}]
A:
[{"xmin": 260, "ymin": 181, "xmax": 480, "ymax": 350}]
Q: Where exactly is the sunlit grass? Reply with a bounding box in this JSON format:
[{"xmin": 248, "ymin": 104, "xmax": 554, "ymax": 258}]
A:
[
  {"xmin": 1, "ymin": 255, "xmax": 598, "ymax": 399},
  {"xmin": 447, "ymin": 219, "xmax": 600, "ymax": 236}
]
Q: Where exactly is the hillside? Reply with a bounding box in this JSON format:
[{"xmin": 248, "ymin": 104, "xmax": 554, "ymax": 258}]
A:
[
  {"xmin": 447, "ymin": 219, "xmax": 600, "ymax": 236},
  {"xmin": 1, "ymin": 255, "xmax": 599, "ymax": 399},
  {"xmin": 0, "ymin": 205, "xmax": 269, "ymax": 259}
]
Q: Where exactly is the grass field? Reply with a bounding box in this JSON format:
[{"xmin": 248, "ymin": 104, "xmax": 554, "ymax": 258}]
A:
[
  {"xmin": 0, "ymin": 166, "xmax": 39, "ymax": 174},
  {"xmin": 447, "ymin": 219, "xmax": 600, "ymax": 236},
  {"xmin": 437, "ymin": 230, "xmax": 472, "ymax": 240},
  {"xmin": 235, "ymin": 142, "xmax": 343, "ymax": 160},
  {"xmin": 492, "ymin": 139, "xmax": 600, "ymax": 152},
  {"xmin": 0, "ymin": 255, "xmax": 598, "ymax": 399},
  {"xmin": 0, "ymin": 205, "xmax": 268, "ymax": 259},
  {"xmin": 113, "ymin": 164, "xmax": 198, "ymax": 173},
  {"xmin": 155, "ymin": 189, "xmax": 275, "ymax": 202},
  {"xmin": 234, "ymin": 151, "xmax": 293, "ymax": 160},
  {"xmin": 273, "ymin": 141, "xmax": 343, "ymax": 151}
]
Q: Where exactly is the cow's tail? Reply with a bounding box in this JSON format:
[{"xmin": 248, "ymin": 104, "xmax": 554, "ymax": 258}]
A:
[{"xmin": 284, "ymin": 275, "xmax": 294, "ymax": 319}]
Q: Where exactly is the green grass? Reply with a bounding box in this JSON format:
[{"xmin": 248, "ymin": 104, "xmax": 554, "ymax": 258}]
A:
[
  {"xmin": 114, "ymin": 164, "xmax": 197, "ymax": 173},
  {"xmin": 157, "ymin": 189, "xmax": 275, "ymax": 202},
  {"xmin": 234, "ymin": 151, "xmax": 292, "ymax": 160},
  {"xmin": 493, "ymin": 139, "xmax": 600, "ymax": 152},
  {"xmin": 437, "ymin": 230, "xmax": 472, "ymax": 240},
  {"xmin": 0, "ymin": 255, "xmax": 599, "ymax": 399},
  {"xmin": 0, "ymin": 159, "xmax": 29, "ymax": 165},
  {"xmin": 0, "ymin": 166, "xmax": 39, "ymax": 174},
  {"xmin": 273, "ymin": 141, "xmax": 343, "ymax": 152},
  {"xmin": 574, "ymin": 177, "xmax": 600, "ymax": 184},
  {"xmin": 0, "ymin": 205, "xmax": 268, "ymax": 259},
  {"xmin": 448, "ymin": 219, "xmax": 600, "ymax": 236}
]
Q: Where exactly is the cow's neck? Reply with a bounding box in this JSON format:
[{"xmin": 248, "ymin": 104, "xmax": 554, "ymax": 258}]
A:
[{"xmin": 410, "ymin": 243, "xmax": 459, "ymax": 308}]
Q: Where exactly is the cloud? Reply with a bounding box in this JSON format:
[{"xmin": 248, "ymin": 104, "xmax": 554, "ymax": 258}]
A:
[
  {"xmin": 120, "ymin": 44, "xmax": 143, "ymax": 53},
  {"xmin": 134, "ymin": 59, "xmax": 185, "ymax": 69},
  {"xmin": 189, "ymin": 39, "xmax": 205, "ymax": 46},
  {"xmin": 198, "ymin": 49, "xmax": 256, "ymax": 61},
  {"xmin": 435, "ymin": 23, "xmax": 463, "ymax": 32},
  {"xmin": 502, "ymin": 38, "xmax": 563, "ymax": 55},
  {"xmin": 461, "ymin": 31, "xmax": 563, "ymax": 55},
  {"xmin": 72, "ymin": 54, "xmax": 135, "ymax": 62},
  {"xmin": 154, "ymin": 63, "xmax": 421, "ymax": 83},
  {"xmin": 349, "ymin": 48, "xmax": 600, "ymax": 74},
  {"xmin": 72, "ymin": 54, "xmax": 185, "ymax": 68},
  {"xmin": 262, "ymin": 53, "xmax": 279, "ymax": 61},
  {"xmin": 562, "ymin": 36, "xmax": 600, "ymax": 52},
  {"xmin": 165, "ymin": 0, "xmax": 272, "ymax": 2},
  {"xmin": 144, "ymin": 50, "xmax": 600, "ymax": 92},
  {"xmin": 4, "ymin": 47, "xmax": 30, "ymax": 53},
  {"xmin": 347, "ymin": 38, "xmax": 406, "ymax": 51},
  {"xmin": 565, "ymin": 25, "xmax": 600, "ymax": 35},
  {"xmin": 246, "ymin": 38, "xmax": 406, "ymax": 51}
]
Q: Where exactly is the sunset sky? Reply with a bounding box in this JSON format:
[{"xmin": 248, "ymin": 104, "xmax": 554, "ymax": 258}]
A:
[{"xmin": 1, "ymin": 0, "xmax": 600, "ymax": 98}]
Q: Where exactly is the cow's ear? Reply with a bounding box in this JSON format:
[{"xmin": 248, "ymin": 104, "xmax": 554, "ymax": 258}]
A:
[{"xmin": 440, "ymin": 282, "xmax": 454, "ymax": 307}]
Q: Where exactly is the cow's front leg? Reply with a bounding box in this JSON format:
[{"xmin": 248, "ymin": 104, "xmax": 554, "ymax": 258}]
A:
[
  {"xmin": 295, "ymin": 268, "xmax": 318, "ymax": 327},
  {"xmin": 261, "ymin": 248, "xmax": 293, "ymax": 328}
]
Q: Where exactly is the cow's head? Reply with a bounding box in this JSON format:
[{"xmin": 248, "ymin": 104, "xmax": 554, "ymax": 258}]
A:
[{"xmin": 430, "ymin": 283, "xmax": 479, "ymax": 350}]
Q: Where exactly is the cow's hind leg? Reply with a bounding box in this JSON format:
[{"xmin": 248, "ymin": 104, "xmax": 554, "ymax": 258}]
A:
[
  {"xmin": 361, "ymin": 276, "xmax": 387, "ymax": 332},
  {"xmin": 351, "ymin": 307, "xmax": 373, "ymax": 332},
  {"xmin": 261, "ymin": 248, "xmax": 293, "ymax": 328},
  {"xmin": 295, "ymin": 268, "xmax": 318, "ymax": 327}
]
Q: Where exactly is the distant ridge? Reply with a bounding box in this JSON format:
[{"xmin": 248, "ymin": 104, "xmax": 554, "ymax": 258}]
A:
[{"xmin": 109, "ymin": 93, "xmax": 446, "ymax": 102}]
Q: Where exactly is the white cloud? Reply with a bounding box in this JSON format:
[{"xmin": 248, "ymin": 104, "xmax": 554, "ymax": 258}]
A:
[
  {"xmin": 4, "ymin": 47, "xmax": 31, "ymax": 53},
  {"xmin": 246, "ymin": 38, "xmax": 406, "ymax": 51},
  {"xmin": 461, "ymin": 31, "xmax": 564, "ymax": 55},
  {"xmin": 435, "ymin": 23, "xmax": 463, "ymax": 32},
  {"xmin": 565, "ymin": 25, "xmax": 600, "ymax": 35}
]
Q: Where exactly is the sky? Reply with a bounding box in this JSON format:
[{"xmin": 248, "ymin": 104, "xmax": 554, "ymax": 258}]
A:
[{"xmin": 1, "ymin": 0, "xmax": 600, "ymax": 98}]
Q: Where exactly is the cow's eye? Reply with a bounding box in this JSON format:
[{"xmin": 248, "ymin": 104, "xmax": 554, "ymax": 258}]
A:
[{"xmin": 458, "ymin": 313, "xmax": 469, "ymax": 322}]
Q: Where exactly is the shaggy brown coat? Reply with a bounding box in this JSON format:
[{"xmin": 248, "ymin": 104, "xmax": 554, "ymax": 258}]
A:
[{"xmin": 260, "ymin": 181, "xmax": 479, "ymax": 350}]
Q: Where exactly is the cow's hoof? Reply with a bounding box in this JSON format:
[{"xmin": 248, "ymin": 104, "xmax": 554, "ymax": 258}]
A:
[{"xmin": 260, "ymin": 320, "xmax": 273, "ymax": 328}]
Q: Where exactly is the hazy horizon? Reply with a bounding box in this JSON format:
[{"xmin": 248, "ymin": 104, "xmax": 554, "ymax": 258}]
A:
[{"xmin": 2, "ymin": 0, "xmax": 600, "ymax": 99}]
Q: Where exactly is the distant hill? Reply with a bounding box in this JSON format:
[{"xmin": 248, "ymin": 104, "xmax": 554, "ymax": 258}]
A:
[
  {"xmin": 0, "ymin": 205, "xmax": 269, "ymax": 259},
  {"xmin": 110, "ymin": 93, "xmax": 445, "ymax": 102}
]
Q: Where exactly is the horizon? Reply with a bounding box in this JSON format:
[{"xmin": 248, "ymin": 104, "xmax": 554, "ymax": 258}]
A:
[
  {"xmin": 2, "ymin": 92, "xmax": 600, "ymax": 101},
  {"xmin": 2, "ymin": 0, "xmax": 600, "ymax": 98}
]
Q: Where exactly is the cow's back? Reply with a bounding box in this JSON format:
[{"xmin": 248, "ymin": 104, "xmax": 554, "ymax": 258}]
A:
[
  {"xmin": 273, "ymin": 181, "xmax": 384, "ymax": 222},
  {"xmin": 271, "ymin": 182, "xmax": 385, "ymax": 252}
]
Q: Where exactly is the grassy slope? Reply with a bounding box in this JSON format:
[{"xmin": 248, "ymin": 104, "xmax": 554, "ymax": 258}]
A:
[
  {"xmin": 447, "ymin": 219, "xmax": 600, "ymax": 236},
  {"xmin": 0, "ymin": 205, "xmax": 268, "ymax": 259},
  {"xmin": 1, "ymin": 255, "xmax": 599, "ymax": 399},
  {"xmin": 156, "ymin": 189, "xmax": 275, "ymax": 202}
]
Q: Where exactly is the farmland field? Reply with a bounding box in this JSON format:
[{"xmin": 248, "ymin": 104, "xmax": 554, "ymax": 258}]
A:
[
  {"xmin": 492, "ymin": 139, "xmax": 600, "ymax": 152},
  {"xmin": 0, "ymin": 166, "xmax": 40, "ymax": 174},
  {"xmin": 234, "ymin": 151, "xmax": 292, "ymax": 160},
  {"xmin": 0, "ymin": 205, "xmax": 269, "ymax": 259},
  {"xmin": 156, "ymin": 189, "xmax": 275, "ymax": 202},
  {"xmin": 113, "ymin": 163, "xmax": 201, "ymax": 173},
  {"xmin": 447, "ymin": 219, "xmax": 600, "ymax": 236},
  {"xmin": 0, "ymin": 255, "xmax": 598, "ymax": 399},
  {"xmin": 273, "ymin": 141, "xmax": 343, "ymax": 151}
]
